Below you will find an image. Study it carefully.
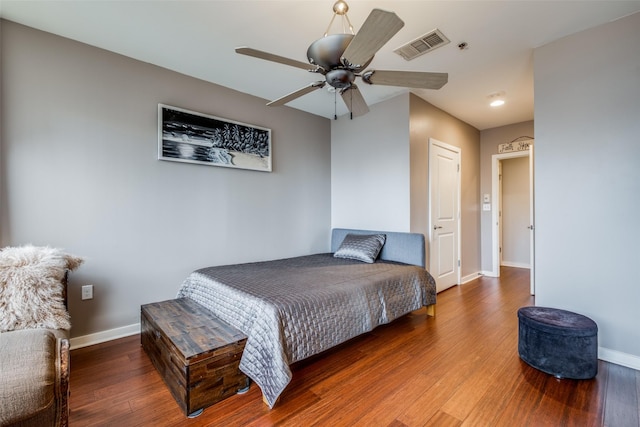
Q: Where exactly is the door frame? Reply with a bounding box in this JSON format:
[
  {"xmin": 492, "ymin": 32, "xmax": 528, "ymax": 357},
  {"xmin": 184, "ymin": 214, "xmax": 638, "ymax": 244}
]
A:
[
  {"xmin": 428, "ymin": 138, "xmax": 461, "ymax": 288},
  {"xmin": 490, "ymin": 149, "xmax": 535, "ymax": 293}
]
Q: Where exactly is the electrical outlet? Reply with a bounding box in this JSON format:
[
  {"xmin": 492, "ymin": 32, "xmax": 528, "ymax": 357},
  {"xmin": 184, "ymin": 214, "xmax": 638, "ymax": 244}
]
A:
[{"xmin": 81, "ymin": 285, "xmax": 94, "ymax": 300}]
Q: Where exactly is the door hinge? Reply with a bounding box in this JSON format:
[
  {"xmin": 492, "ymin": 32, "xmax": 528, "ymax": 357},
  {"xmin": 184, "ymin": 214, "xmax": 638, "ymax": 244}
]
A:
[
  {"xmin": 458, "ymin": 259, "xmax": 461, "ymax": 267},
  {"xmin": 457, "ymin": 164, "xmax": 460, "ymax": 172}
]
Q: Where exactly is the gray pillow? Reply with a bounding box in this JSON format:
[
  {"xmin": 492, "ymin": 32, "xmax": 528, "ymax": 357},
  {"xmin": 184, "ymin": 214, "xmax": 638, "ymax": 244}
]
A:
[{"xmin": 333, "ymin": 233, "xmax": 386, "ymax": 263}]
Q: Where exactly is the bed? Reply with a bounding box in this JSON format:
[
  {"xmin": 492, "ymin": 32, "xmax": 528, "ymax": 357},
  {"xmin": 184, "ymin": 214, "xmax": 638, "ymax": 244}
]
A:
[{"xmin": 177, "ymin": 228, "xmax": 436, "ymax": 408}]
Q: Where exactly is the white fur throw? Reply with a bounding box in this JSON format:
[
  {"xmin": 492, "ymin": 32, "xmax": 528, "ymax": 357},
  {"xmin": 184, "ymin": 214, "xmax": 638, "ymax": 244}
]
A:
[{"xmin": 0, "ymin": 245, "xmax": 83, "ymax": 332}]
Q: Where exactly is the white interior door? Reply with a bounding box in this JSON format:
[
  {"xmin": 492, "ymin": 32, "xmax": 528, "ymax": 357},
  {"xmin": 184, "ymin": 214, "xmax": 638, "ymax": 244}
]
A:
[{"xmin": 429, "ymin": 139, "xmax": 460, "ymax": 293}]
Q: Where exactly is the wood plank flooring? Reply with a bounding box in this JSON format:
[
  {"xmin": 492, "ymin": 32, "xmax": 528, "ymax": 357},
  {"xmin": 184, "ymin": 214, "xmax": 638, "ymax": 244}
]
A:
[{"xmin": 69, "ymin": 267, "xmax": 640, "ymax": 426}]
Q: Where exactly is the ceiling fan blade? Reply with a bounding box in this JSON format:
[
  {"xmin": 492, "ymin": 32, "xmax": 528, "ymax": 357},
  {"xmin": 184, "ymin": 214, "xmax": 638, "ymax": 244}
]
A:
[
  {"xmin": 341, "ymin": 9, "xmax": 404, "ymax": 69},
  {"xmin": 362, "ymin": 70, "xmax": 448, "ymax": 89},
  {"xmin": 340, "ymin": 85, "xmax": 370, "ymax": 117},
  {"xmin": 235, "ymin": 47, "xmax": 314, "ymax": 71},
  {"xmin": 267, "ymin": 82, "xmax": 326, "ymax": 106}
]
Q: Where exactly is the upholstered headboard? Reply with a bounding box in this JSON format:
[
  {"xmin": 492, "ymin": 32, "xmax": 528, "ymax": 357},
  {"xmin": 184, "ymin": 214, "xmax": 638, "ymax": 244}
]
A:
[{"xmin": 331, "ymin": 228, "xmax": 426, "ymax": 268}]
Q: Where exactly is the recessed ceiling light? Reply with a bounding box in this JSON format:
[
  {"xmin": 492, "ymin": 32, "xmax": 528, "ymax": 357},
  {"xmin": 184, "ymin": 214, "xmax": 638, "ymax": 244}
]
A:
[{"xmin": 488, "ymin": 91, "xmax": 506, "ymax": 107}]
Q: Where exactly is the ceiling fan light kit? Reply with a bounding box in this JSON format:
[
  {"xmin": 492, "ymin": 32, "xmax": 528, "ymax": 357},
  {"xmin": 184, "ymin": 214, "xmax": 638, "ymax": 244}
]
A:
[{"xmin": 235, "ymin": 0, "xmax": 448, "ymax": 119}]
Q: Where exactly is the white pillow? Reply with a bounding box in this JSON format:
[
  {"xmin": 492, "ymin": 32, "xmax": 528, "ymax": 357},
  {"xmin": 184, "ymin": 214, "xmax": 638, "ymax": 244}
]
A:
[{"xmin": 0, "ymin": 245, "xmax": 83, "ymax": 332}]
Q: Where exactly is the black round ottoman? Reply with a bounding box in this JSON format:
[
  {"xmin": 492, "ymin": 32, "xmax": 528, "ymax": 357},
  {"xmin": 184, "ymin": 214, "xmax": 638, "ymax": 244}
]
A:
[{"xmin": 517, "ymin": 306, "xmax": 598, "ymax": 379}]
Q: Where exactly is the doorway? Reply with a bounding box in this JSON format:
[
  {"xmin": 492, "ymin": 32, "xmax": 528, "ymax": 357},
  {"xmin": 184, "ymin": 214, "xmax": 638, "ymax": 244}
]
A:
[
  {"xmin": 428, "ymin": 138, "xmax": 461, "ymax": 293},
  {"xmin": 491, "ymin": 148, "xmax": 535, "ymax": 294}
]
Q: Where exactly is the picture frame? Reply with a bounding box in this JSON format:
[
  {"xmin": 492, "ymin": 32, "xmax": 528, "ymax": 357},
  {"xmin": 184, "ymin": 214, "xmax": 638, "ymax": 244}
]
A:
[{"xmin": 158, "ymin": 104, "xmax": 272, "ymax": 172}]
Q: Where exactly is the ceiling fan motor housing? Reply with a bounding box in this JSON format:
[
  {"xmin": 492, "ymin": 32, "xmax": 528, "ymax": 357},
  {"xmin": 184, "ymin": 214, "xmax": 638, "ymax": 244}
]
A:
[{"xmin": 307, "ymin": 33, "xmax": 372, "ymax": 72}]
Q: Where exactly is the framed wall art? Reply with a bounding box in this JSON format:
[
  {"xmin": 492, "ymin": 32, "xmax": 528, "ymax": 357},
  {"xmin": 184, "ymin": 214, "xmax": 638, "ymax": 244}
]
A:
[{"xmin": 158, "ymin": 104, "xmax": 272, "ymax": 172}]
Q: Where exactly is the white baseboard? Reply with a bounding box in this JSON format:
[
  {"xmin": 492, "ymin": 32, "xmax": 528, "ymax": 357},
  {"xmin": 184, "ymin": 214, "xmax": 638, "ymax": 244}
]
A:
[
  {"xmin": 599, "ymin": 347, "xmax": 640, "ymax": 371},
  {"xmin": 480, "ymin": 270, "xmax": 499, "ymax": 277},
  {"xmin": 500, "ymin": 261, "xmax": 531, "ymax": 269},
  {"xmin": 460, "ymin": 272, "xmax": 482, "ymax": 284},
  {"xmin": 70, "ymin": 323, "xmax": 140, "ymax": 350}
]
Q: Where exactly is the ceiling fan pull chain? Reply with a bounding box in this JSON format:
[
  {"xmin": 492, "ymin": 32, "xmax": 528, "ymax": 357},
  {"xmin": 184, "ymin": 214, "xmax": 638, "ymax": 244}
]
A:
[
  {"xmin": 350, "ymin": 89, "xmax": 353, "ymax": 120},
  {"xmin": 334, "ymin": 91, "xmax": 338, "ymax": 120}
]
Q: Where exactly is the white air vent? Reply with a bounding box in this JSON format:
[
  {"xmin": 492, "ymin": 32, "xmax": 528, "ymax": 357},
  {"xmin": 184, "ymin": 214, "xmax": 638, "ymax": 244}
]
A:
[{"xmin": 394, "ymin": 29, "xmax": 450, "ymax": 61}]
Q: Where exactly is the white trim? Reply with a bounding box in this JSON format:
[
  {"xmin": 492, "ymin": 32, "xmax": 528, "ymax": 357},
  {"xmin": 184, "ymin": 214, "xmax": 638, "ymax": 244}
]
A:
[
  {"xmin": 70, "ymin": 323, "xmax": 140, "ymax": 350},
  {"xmin": 500, "ymin": 261, "xmax": 531, "ymax": 269},
  {"xmin": 599, "ymin": 347, "xmax": 640, "ymax": 371},
  {"xmin": 460, "ymin": 272, "xmax": 482, "ymax": 284},
  {"xmin": 528, "ymin": 145, "xmax": 535, "ymax": 295},
  {"xmin": 481, "ymin": 270, "xmax": 499, "ymax": 277}
]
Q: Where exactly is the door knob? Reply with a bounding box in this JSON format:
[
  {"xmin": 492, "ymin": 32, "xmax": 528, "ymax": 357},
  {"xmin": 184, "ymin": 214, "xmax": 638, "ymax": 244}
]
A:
[{"xmin": 434, "ymin": 225, "xmax": 443, "ymax": 230}]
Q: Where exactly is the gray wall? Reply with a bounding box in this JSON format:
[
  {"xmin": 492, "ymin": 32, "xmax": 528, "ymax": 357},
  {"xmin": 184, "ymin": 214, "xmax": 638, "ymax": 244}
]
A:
[
  {"xmin": 534, "ymin": 12, "xmax": 640, "ymax": 364},
  {"xmin": 409, "ymin": 94, "xmax": 481, "ymax": 281},
  {"xmin": 479, "ymin": 121, "xmax": 534, "ymax": 273},
  {"xmin": 1, "ymin": 21, "xmax": 331, "ymax": 339},
  {"xmin": 331, "ymin": 93, "xmax": 481, "ymax": 281},
  {"xmin": 331, "ymin": 94, "xmax": 411, "ymax": 232}
]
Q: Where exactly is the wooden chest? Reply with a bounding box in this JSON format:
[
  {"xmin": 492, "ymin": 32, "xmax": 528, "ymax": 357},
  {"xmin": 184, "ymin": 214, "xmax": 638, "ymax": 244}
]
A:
[{"xmin": 141, "ymin": 298, "xmax": 248, "ymax": 417}]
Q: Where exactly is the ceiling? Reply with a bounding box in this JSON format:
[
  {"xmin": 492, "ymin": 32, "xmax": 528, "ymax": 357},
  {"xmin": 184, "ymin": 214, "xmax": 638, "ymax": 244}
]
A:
[{"xmin": 2, "ymin": 1, "xmax": 639, "ymax": 130}]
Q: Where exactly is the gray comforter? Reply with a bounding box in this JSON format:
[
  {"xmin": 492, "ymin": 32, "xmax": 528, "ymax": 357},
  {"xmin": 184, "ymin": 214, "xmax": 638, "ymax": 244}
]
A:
[{"xmin": 177, "ymin": 253, "xmax": 436, "ymax": 407}]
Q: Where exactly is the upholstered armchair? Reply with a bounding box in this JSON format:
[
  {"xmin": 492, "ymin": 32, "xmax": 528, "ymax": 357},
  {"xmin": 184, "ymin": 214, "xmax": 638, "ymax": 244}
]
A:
[{"xmin": 0, "ymin": 246, "xmax": 83, "ymax": 427}]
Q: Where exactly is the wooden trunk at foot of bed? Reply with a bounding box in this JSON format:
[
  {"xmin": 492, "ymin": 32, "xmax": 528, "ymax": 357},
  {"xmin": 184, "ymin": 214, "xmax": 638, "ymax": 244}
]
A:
[{"xmin": 141, "ymin": 298, "xmax": 249, "ymax": 417}]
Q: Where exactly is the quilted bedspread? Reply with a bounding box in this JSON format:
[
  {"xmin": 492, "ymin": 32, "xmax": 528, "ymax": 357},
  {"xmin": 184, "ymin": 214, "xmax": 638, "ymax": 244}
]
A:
[{"xmin": 177, "ymin": 253, "xmax": 436, "ymax": 408}]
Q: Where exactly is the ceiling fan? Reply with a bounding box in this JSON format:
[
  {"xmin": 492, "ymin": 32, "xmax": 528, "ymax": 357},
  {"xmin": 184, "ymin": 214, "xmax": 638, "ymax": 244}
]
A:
[{"xmin": 235, "ymin": 0, "xmax": 448, "ymax": 119}]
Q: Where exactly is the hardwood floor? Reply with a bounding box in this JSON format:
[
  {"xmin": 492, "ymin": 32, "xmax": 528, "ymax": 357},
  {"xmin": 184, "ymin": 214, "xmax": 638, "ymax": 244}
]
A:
[{"xmin": 69, "ymin": 268, "xmax": 640, "ymax": 426}]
